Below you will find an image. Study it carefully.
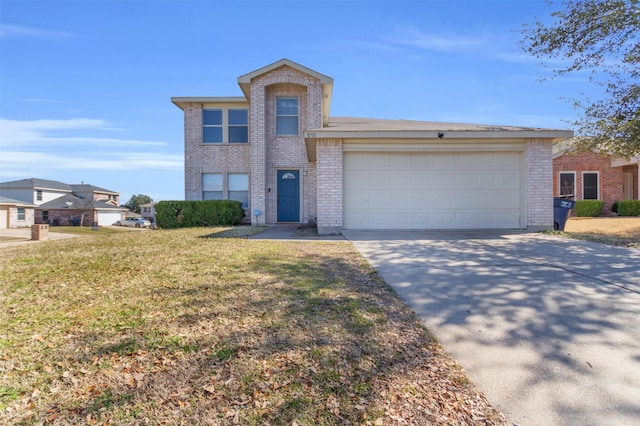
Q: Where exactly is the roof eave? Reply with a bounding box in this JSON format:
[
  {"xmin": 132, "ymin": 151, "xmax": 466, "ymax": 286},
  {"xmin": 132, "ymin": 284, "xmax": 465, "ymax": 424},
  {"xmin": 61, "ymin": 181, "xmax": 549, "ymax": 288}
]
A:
[
  {"xmin": 171, "ymin": 97, "xmax": 248, "ymax": 110},
  {"xmin": 304, "ymin": 129, "xmax": 574, "ymax": 142}
]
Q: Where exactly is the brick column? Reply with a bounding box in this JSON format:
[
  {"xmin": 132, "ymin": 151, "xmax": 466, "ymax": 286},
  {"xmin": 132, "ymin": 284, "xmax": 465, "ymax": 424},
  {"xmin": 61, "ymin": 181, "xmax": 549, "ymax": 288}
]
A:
[
  {"xmin": 250, "ymin": 82, "xmax": 267, "ymax": 225},
  {"xmin": 316, "ymin": 138, "xmax": 343, "ymax": 234},
  {"xmin": 525, "ymin": 138, "xmax": 553, "ymax": 229}
]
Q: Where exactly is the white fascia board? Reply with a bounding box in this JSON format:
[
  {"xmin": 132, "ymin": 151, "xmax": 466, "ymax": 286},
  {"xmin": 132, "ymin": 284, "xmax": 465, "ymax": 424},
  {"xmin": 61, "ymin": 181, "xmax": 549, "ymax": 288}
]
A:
[
  {"xmin": 171, "ymin": 97, "xmax": 247, "ymax": 110},
  {"xmin": 305, "ymin": 130, "xmax": 573, "ymax": 142}
]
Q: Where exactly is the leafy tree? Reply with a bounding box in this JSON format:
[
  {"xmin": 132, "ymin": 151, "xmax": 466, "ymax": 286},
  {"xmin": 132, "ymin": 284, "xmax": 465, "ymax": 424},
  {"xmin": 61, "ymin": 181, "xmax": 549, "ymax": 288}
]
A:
[
  {"xmin": 521, "ymin": 0, "xmax": 640, "ymax": 157},
  {"xmin": 126, "ymin": 194, "xmax": 153, "ymax": 214}
]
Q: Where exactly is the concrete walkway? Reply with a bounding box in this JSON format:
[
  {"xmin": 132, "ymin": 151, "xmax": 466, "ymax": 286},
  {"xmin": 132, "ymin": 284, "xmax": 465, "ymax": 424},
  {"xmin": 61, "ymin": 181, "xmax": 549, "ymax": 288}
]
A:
[
  {"xmin": 250, "ymin": 224, "xmax": 345, "ymax": 241},
  {"xmin": 344, "ymin": 230, "xmax": 640, "ymax": 426}
]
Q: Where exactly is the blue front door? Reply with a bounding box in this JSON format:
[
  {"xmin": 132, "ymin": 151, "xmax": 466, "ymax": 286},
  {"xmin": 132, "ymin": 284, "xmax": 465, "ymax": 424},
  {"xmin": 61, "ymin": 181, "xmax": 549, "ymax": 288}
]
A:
[{"xmin": 277, "ymin": 170, "xmax": 300, "ymax": 222}]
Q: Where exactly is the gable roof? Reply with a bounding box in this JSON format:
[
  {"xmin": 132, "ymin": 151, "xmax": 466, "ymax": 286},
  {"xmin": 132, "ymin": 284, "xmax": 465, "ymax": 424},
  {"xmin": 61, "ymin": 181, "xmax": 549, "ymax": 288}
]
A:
[
  {"xmin": 0, "ymin": 178, "xmax": 72, "ymax": 192},
  {"xmin": 38, "ymin": 193, "xmax": 125, "ymax": 210},
  {"xmin": 238, "ymin": 58, "xmax": 334, "ymax": 126},
  {"xmin": 71, "ymin": 184, "xmax": 118, "ymax": 195}
]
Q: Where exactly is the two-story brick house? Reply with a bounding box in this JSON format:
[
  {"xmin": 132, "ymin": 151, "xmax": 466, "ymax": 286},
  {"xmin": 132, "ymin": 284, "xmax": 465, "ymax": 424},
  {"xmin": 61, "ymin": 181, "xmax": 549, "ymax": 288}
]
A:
[
  {"xmin": 0, "ymin": 178, "xmax": 126, "ymax": 227},
  {"xmin": 173, "ymin": 59, "xmax": 573, "ymax": 234}
]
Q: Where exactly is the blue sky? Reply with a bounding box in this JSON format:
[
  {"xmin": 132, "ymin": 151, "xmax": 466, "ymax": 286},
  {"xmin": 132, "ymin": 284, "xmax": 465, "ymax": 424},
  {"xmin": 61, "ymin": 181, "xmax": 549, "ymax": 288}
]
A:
[{"xmin": 1, "ymin": 0, "xmax": 593, "ymax": 203}]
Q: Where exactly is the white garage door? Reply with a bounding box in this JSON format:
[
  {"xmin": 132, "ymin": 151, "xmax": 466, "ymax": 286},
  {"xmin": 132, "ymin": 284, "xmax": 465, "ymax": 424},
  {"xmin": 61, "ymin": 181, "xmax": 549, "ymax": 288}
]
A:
[
  {"xmin": 98, "ymin": 211, "xmax": 122, "ymax": 226},
  {"xmin": 344, "ymin": 152, "xmax": 523, "ymax": 229}
]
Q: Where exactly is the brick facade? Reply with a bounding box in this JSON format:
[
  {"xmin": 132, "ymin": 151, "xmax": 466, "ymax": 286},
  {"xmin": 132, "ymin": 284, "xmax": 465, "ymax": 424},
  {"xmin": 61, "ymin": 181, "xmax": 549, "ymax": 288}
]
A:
[
  {"xmin": 525, "ymin": 139, "xmax": 553, "ymax": 229},
  {"xmin": 175, "ymin": 59, "xmax": 573, "ymax": 233},
  {"xmin": 553, "ymin": 151, "xmax": 639, "ymax": 215},
  {"xmin": 316, "ymin": 139, "xmax": 343, "ymax": 234}
]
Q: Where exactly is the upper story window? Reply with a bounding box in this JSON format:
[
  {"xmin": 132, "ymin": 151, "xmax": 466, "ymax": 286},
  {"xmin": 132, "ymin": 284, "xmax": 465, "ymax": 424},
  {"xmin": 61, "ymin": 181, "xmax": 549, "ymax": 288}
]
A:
[
  {"xmin": 203, "ymin": 109, "xmax": 248, "ymax": 143},
  {"xmin": 276, "ymin": 97, "xmax": 299, "ymax": 135},
  {"xmin": 36, "ymin": 190, "xmax": 43, "ymax": 201}
]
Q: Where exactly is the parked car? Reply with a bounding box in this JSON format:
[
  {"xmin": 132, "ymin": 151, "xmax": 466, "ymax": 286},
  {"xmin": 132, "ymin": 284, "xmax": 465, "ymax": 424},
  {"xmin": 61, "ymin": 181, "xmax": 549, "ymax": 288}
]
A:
[{"xmin": 114, "ymin": 217, "xmax": 151, "ymax": 228}]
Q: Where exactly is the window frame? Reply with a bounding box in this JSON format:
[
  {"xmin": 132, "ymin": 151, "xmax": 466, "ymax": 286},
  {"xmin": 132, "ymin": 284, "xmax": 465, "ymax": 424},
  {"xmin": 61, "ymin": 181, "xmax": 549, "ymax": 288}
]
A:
[
  {"xmin": 228, "ymin": 173, "xmax": 249, "ymax": 208},
  {"xmin": 202, "ymin": 173, "xmax": 224, "ymax": 200},
  {"xmin": 559, "ymin": 172, "xmax": 576, "ymax": 197},
  {"xmin": 276, "ymin": 97, "xmax": 299, "ymax": 136},
  {"xmin": 36, "ymin": 190, "xmax": 43, "ymax": 201},
  {"xmin": 202, "ymin": 108, "xmax": 249, "ymax": 144},
  {"xmin": 582, "ymin": 171, "xmax": 600, "ymax": 200},
  {"xmin": 201, "ymin": 173, "xmax": 249, "ymax": 208},
  {"xmin": 17, "ymin": 207, "xmax": 25, "ymax": 221}
]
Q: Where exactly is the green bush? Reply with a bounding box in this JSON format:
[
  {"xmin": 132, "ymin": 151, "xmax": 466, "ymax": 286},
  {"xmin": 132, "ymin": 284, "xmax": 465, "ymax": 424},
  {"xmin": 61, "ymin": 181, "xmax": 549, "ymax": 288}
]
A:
[
  {"xmin": 611, "ymin": 201, "xmax": 619, "ymax": 213},
  {"xmin": 618, "ymin": 200, "xmax": 640, "ymax": 216},
  {"xmin": 155, "ymin": 200, "xmax": 245, "ymax": 229},
  {"xmin": 574, "ymin": 200, "xmax": 604, "ymax": 217}
]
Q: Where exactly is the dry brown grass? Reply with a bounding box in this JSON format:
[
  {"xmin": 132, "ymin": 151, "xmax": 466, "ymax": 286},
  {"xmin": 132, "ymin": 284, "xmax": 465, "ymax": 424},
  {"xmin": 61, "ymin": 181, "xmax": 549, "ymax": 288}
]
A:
[
  {"xmin": 562, "ymin": 217, "xmax": 640, "ymax": 247},
  {"xmin": 1, "ymin": 227, "xmax": 505, "ymax": 425}
]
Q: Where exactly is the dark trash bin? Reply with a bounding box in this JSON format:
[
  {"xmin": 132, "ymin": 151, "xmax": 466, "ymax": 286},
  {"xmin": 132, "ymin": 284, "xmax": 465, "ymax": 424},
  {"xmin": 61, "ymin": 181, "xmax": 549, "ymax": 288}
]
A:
[{"xmin": 553, "ymin": 197, "xmax": 575, "ymax": 231}]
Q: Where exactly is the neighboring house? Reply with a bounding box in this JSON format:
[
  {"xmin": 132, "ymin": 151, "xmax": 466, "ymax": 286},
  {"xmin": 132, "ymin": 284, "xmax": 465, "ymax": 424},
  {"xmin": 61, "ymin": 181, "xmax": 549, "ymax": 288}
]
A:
[
  {"xmin": 172, "ymin": 58, "xmax": 573, "ymax": 234},
  {"xmin": 0, "ymin": 196, "xmax": 35, "ymax": 229},
  {"xmin": 0, "ymin": 178, "xmax": 127, "ymax": 226},
  {"xmin": 140, "ymin": 202, "xmax": 157, "ymax": 223},
  {"xmin": 553, "ymin": 150, "xmax": 639, "ymax": 215}
]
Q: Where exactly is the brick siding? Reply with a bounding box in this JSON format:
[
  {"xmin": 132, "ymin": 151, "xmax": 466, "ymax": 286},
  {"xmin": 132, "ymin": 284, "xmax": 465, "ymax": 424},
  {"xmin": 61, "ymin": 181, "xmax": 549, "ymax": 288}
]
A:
[
  {"xmin": 553, "ymin": 151, "xmax": 626, "ymax": 215},
  {"xmin": 247, "ymin": 66, "xmax": 323, "ymax": 225},
  {"xmin": 316, "ymin": 139, "xmax": 343, "ymax": 234},
  {"xmin": 525, "ymin": 139, "xmax": 553, "ymax": 228}
]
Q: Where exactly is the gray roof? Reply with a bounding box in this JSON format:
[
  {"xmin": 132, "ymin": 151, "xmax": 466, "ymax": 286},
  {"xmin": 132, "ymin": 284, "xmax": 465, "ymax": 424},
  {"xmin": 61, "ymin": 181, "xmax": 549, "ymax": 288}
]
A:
[
  {"xmin": 38, "ymin": 193, "xmax": 126, "ymax": 211},
  {"xmin": 0, "ymin": 196, "xmax": 35, "ymax": 207},
  {"xmin": 71, "ymin": 184, "xmax": 118, "ymax": 195},
  {"xmin": 0, "ymin": 178, "xmax": 72, "ymax": 191},
  {"xmin": 322, "ymin": 117, "xmax": 565, "ymax": 132},
  {"xmin": 0, "ymin": 179, "xmax": 118, "ymax": 196}
]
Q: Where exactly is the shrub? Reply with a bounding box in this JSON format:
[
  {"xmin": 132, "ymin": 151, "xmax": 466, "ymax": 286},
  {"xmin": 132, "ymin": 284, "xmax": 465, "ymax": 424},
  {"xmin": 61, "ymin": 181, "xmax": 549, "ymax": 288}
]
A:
[
  {"xmin": 155, "ymin": 200, "xmax": 245, "ymax": 229},
  {"xmin": 611, "ymin": 202, "xmax": 619, "ymax": 213},
  {"xmin": 618, "ymin": 200, "xmax": 640, "ymax": 216},
  {"xmin": 574, "ymin": 200, "xmax": 604, "ymax": 217}
]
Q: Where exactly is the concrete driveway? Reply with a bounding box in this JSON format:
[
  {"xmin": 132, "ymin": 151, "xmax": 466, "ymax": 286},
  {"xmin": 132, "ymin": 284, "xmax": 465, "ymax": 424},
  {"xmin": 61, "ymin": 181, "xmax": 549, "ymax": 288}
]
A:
[{"xmin": 344, "ymin": 230, "xmax": 640, "ymax": 426}]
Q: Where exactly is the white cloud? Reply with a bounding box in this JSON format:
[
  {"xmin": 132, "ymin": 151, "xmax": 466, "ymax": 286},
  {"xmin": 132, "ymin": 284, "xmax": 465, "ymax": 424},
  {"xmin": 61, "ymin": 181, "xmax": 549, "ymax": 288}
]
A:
[
  {"xmin": 390, "ymin": 26, "xmax": 483, "ymax": 52},
  {"xmin": 0, "ymin": 118, "xmax": 168, "ymax": 148},
  {"xmin": 0, "ymin": 24, "xmax": 80, "ymax": 40},
  {"xmin": 1, "ymin": 151, "xmax": 183, "ymax": 175}
]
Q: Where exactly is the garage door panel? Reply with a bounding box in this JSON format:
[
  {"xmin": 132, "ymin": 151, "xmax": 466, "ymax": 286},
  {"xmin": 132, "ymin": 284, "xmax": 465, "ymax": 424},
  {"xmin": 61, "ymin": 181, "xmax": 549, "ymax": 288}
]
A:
[
  {"xmin": 344, "ymin": 152, "xmax": 523, "ymax": 230},
  {"xmin": 432, "ymin": 155, "xmax": 455, "ymax": 168}
]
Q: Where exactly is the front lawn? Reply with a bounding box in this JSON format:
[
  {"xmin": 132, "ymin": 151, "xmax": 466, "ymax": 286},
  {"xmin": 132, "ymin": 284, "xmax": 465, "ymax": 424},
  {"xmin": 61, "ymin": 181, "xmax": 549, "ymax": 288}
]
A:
[
  {"xmin": 562, "ymin": 217, "xmax": 640, "ymax": 248},
  {"xmin": 1, "ymin": 228, "xmax": 504, "ymax": 425}
]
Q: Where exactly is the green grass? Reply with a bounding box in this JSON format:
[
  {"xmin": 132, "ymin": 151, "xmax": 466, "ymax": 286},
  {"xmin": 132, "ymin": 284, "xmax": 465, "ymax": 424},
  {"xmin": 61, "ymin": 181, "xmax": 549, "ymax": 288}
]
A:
[{"xmin": 0, "ymin": 227, "xmax": 504, "ymax": 425}]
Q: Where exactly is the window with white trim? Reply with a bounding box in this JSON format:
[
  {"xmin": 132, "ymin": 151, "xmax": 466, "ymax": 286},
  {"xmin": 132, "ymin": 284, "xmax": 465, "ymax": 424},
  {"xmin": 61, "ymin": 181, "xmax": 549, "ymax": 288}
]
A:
[
  {"xmin": 203, "ymin": 109, "xmax": 248, "ymax": 143},
  {"xmin": 36, "ymin": 190, "xmax": 43, "ymax": 201},
  {"xmin": 17, "ymin": 207, "xmax": 25, "ymax": 220},
  {"xmin": 559, "ymin": 172, "xmax": 575, "ymax": 196},
  {"xmin": 276, "ymin": 97, "xmax": 299, "ymax": 135},
  {"xmin": 582, "ymin": 172, "xmax": 599, "ymax": 200}
]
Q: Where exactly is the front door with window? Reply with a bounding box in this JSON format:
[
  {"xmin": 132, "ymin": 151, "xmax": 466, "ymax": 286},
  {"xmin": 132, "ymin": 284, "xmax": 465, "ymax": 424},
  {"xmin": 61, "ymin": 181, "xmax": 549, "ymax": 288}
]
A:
[{"xmin": 277, "ymin": 170, "xmax": 300, "ymax": 222}]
